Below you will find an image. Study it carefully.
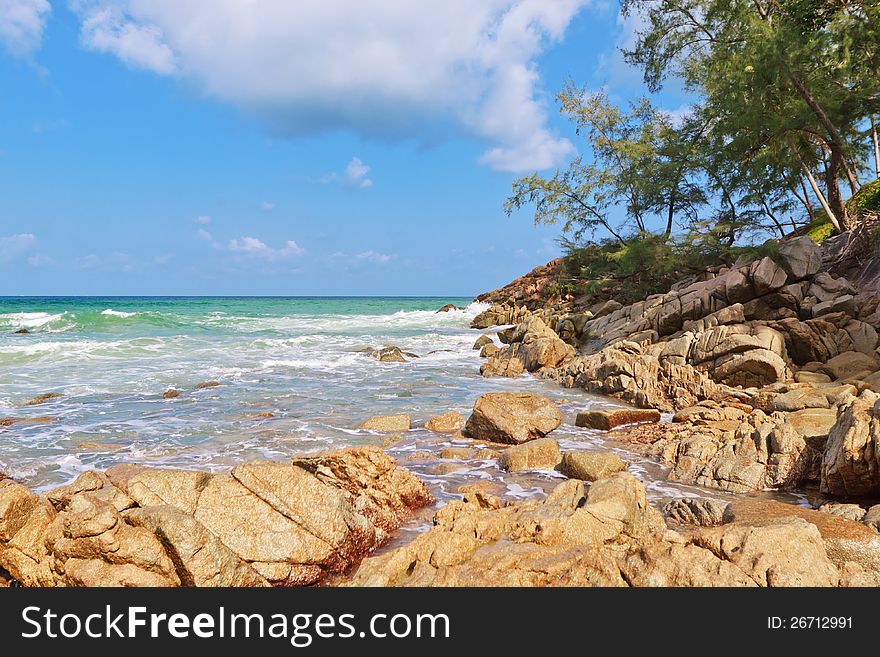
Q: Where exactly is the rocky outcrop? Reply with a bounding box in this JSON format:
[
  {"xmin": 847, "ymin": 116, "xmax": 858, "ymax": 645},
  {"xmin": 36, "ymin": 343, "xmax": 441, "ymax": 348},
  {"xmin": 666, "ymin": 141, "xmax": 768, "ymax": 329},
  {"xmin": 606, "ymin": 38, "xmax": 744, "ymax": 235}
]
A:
[
  {"xmin": 464, "ymin": 392, "xmax": 562, "ymax": 444},
  {"xmin": 425, "ymin": 411, "xmax": 465, "ymax": 434},
  {"xmin": 0, "ymin": 446, "xmax": 431, "ymax": 587},
  {"xmin": 821, "ymin": 392, "xmax": 880, "ymax": 497},
  {"xmin": 348, "ymin": 473, "xmax": 850, "ymax": 587}
]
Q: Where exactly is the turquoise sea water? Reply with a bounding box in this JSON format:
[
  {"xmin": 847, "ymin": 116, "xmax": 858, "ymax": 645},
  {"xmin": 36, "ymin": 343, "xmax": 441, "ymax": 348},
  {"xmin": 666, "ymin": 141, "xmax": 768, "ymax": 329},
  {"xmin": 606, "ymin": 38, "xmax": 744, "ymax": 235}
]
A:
[{"xmin": 0, "ymin": 296, "xmax": 707, "ymax": 514}]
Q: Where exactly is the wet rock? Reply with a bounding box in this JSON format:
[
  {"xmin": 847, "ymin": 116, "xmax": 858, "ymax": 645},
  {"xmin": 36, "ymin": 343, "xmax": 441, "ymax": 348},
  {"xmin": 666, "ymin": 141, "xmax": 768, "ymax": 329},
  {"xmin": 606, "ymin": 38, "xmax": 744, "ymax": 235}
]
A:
[
  {"xmin": 464, "ymin": 392, "xmax": 562, "ymax": 444},
  {"xmin": 370, "ymin": 346, "xmax": 407, "ymax": 363},
  {"xmin": 194, "ymin": 381, "xmax": 221, "ymax": 390},
  {"xmin": 497, "ymin": 438, "xmax": 562, "ymax": 472},
  {"xmin": 439, "ymin": 447, "xmax": 500, "ymax": 460},
  {"xmin": 359, "ymin": 413, "xmax": 411, "ymax": 433},
  {"xmin": 663, "ymin": 498, "xmax": 727, "ymax": 527},
  {"xmin": 13, "ymin": 328, "xmax": 30, "ymax": 334},
  {"xmin": 163, "ymin": 389, "xmax": 180, "ymax": 399},
  {"xmin": 558, "ymin": 451, "xmax": 626, "ymax": 481},
  {"xmin": 436, "ymin": 304, "xmax": 459, "ymax": 313},
  {"xmin": 24, "ymin": 392, "xmax": 63, "ymax": 406},
  {"xmin": 0, "ymin": 416, "xmax": 54, "ymax": 428},
  {"xmin": 575, "ymin": 408, "xmax": 661, "ymax": 431},
  {"xmin": 424, "ymin": 411, "xmax": 465, "ymax": 434},
  {"xmin": 472, "ymin": 335, "xmax": 493, "ymax": 350},
  {"xmin": 479, "ymin": 343, "xmax": 500, "ymax": 358}
]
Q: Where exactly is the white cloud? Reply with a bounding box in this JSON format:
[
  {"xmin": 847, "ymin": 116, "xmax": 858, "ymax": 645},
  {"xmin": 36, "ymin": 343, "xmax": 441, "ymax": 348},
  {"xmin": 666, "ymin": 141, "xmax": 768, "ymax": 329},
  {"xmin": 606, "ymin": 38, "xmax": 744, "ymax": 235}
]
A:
[
  {"xmin": 195, "ymin": 227, "xmax": 222, "ymax": 250},
  {"xmin": 0, "ymin": 233, "xmax": 37, "ymax": 262},
  {"xmin": 260, "ymin": 201, "xmax": 275, "ymax": 211},
  {"xmin": 0, "ymin": 0, "xmax": 50, "ymax": 57},
  {"xmin": 72, "ymin": 1, "xmax": 176, "ymax": 75},
  {"xmin": 229, "ymin": 236, "xmax": 305, "ymax": 260},
  {"xmin": 356, "ymin": 250, "xmax": 392, "ymax": 265},
  {"xmin": 194, "ymin": 215, "xmax": 211, "ymax": 224},
  {"xmin": 64, "ymin": 0, "xmax": 592, "ymax": 172},
  {"xmin": 344, "ymin": 157, "xmax": 373, "ymax": 189}
]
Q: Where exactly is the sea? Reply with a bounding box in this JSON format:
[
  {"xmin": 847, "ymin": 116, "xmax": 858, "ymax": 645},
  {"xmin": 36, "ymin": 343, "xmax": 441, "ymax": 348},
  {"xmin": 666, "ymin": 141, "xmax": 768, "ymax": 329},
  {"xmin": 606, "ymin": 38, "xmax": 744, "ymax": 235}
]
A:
[{"xmin": 0, "ymin": 296, "xmax": 727, "ymax": 527}]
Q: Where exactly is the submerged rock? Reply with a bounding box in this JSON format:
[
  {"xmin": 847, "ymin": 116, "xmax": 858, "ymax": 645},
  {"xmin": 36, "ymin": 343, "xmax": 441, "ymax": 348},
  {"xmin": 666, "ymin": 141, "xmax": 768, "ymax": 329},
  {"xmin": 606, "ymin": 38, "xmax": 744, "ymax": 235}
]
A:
[
  {"xmin": 194, "ymin": 381, "xmax": 221, "ymax": 390},
  {"xmin": 359, "ymin": 413, "xmax": 411, "ymax": 433},
  {"xmin": 23, "ymin": 392, "xmax": 63, "ymax": 406},
  {"xmin": 464, "ymin": 392, "xmax": 562, "ymax": 444}
]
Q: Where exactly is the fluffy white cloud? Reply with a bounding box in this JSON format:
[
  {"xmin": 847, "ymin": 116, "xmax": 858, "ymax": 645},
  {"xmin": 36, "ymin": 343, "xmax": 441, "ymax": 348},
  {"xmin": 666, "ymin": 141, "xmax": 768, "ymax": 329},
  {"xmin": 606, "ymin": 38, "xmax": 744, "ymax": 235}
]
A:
[
  {"xmin": 72, "ymin": 1, "xmax": 176, "ymax": 74},
  {"xmin": 64, "ymin": 0, "xmax": 592, "ymax": 171},
  {"xmin": 344, "ymin": 157, "xmax": 373, "ymax": 189},
  {"xmin": 228, "ymin": 236, "xmax": 305, "ymax": 260},
  {"xmin": 356, "ymin": 250, "xmax": 392, "ymax": 265},
  {"xmin": 0, "ymin": 0, "xmax": 50, "ymax": 57},
  {"xmin": 0, "ymin": 233, "xmax": 37, "ymax": 262}
]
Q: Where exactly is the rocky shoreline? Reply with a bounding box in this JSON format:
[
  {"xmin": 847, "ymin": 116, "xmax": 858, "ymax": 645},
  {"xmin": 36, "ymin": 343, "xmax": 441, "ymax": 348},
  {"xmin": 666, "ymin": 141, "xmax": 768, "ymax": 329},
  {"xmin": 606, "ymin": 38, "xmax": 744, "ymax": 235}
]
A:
[{"xmin": 4, "ymin": 234, "xmax": 880, "ymax": 587}]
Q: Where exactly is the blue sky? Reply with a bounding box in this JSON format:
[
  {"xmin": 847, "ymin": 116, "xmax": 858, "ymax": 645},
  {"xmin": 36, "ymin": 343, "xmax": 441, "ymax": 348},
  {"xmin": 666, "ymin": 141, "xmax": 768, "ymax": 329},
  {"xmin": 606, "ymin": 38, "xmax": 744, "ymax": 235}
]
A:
[{"xmin": 0, "ymin": 1, "xmax": 688, "ymax": 296}]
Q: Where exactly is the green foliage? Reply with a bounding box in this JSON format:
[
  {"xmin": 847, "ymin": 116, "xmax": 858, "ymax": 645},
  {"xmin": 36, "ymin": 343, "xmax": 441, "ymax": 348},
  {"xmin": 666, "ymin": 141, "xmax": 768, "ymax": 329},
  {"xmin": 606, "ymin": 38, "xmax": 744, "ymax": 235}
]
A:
[
  {"xmin": 847, "ymin": 179, "xmax": 880, "ymax": 217},
  {"xmin": 805, "ymin": 213, "xmax": 835, "ymax": 243}
]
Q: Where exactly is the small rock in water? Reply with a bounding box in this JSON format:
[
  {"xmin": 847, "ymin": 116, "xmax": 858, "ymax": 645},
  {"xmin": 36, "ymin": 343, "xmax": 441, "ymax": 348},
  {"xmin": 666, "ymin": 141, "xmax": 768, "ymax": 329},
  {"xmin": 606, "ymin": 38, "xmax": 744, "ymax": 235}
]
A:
[
  {"xmin": 436, "ymin": 304, "xmax": 459, "ymax": 313},
  {"xmin": 370, "ymin": 346, "xmax": 407, "ymax": 363},
  {"xmin": 464, "ymin": 392, "xmax": 561, "ymax": 444},
  {"xmin": 23, "ymin": 392, "xmax": 64, "ymax": 406},
  {"xmin": 575, "ymin": 408, "xmax": 661, "ymax": 431},
  {"xmin": 194, "ymin": 381, "xmax": 221, "ymax": 390},
  {"xmin": 13, "ymin": 328, "xmax": 30, "ymax": 334},
  {"xmin": 360, "ymin": 413, "xmax": 412, "ymax": 433},
  {"xmin": 498, "ymin": 438, "xmax": 562, "ymax": 472},
  {"xmin": 559, "ymin": 451, "xmax": 626, "ymax": 481},
  {"xmin": 439, "ymin": 446, "xmax": 499, "ymax": 460},
  {"xmin": 479, "ymin": 343, "xmax": 500, "ymax": 358},
  {"xmin": 472, "ymin": 334, "xmax": 493, "ymax": 350},
  {"xmin": 163, "ymin": 389, "xmax": 181, "ymax": 399},
  {"xmin": 425, "ymin": 411, "xmax": 465, "ymax": 434}
]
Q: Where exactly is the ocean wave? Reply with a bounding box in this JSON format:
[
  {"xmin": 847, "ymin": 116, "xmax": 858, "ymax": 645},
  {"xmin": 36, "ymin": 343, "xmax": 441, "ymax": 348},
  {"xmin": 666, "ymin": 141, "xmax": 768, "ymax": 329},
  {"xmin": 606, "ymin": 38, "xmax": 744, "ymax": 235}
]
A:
[{"xmin": 100, "ymin": 308, "xmax": 139, "ymax": 318}]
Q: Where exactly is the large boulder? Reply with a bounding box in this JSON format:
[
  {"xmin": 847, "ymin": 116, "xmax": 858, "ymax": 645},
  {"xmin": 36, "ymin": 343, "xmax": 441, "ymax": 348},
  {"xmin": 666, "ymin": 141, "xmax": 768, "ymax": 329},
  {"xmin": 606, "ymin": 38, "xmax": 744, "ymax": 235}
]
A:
[
  {"xmin": 821, "ymin": 393, "xmax": 880, "ymax": 497},
  {"xmin": 778, "ymin": 237, "xmax": 822, "ymax": 280},
  {"xmin": 464, "ymin": 392, "xmax": 562, "ymax": 444},
  {"xmin": 822, "ymin": 351, "xmax": 879, "ymax": 381}
]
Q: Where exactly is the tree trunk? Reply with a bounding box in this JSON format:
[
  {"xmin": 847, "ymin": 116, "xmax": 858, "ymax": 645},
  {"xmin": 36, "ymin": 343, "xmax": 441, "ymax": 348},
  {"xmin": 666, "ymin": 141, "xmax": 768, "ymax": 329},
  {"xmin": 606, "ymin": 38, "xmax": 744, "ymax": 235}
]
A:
[
  {"xmin": 826, "ymin": 147, "xmax": 849, "ymax": 229},
  {"xmin": 663, "ymin": 189, "xmax": 676, "ymax": 239},
  {"xmin": 796, "ymin": 178, "xmax": 816, "ymax": 224},
  {"xmin": 873, "ymin": 116, "xmax": 880, "ymax": 180},
  {"xmin": 802, "ymin": 164, "xmax": 842, "ymax": 232}
]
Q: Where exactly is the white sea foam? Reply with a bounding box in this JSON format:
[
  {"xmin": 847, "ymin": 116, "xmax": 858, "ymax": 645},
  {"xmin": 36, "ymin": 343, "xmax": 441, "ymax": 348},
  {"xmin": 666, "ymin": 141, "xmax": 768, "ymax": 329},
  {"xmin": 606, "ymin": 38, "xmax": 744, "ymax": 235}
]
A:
[{"xmin": 100, "ymin": 309, "xmax": 138, "ymax": 317}]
